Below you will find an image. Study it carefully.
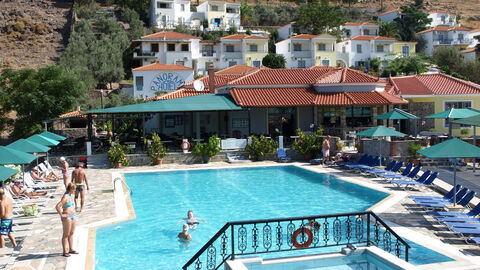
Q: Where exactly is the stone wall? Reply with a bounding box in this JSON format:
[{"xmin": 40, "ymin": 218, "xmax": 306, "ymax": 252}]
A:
[
  {"xmin": 410, "ymin": 101, "xmax": 435, "ymax": 133},
  {"xmin": 361, "ymin": 139, "xmax": 417, "ymax": 157}
]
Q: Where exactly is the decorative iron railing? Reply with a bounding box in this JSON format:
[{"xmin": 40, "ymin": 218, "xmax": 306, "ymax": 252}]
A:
[{"xmin": 182, "ymin": 211, "xmax": 410, "ymax": 270}]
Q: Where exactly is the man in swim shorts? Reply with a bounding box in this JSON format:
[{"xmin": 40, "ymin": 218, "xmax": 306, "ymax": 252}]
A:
[
  {"xmin": 178, "ymin": 224, "xmax": 192, "ymax": 241},
  {"xmin": 322, "ymin": 135, "xmax": 331, "ymax": 166},
  {"xmin": 176, "ymin": 210, "xmax": 206, "ymax": 229},
  {"xmin": 72, "ymin": 163, "xmax": 89, "ymax": 212},
  {"xmin": 0, "ymin": 189, "xmax": 16, "ymax": 248}
]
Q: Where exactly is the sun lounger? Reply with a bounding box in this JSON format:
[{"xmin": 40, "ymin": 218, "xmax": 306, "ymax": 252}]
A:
[
  {"xmin": 344, "ymin": 155, "xmax": 374, "ymax": 169},
  {"xmin": 392, "ymin": 171, "xmax": 438, "ymax": 189},
  {"xmin": 386, "ymin": 165, "xmax": 421, "ymax": 181},
  {"xmin": 366, "ymin": 160, "xmax": 396, "ymax": 174},
  {"xmin": 444, "ymin": 222, "xmax": 480, "ymax": 228},
  {"xmin": 436, "ymin": 216, "xmax": 480, "ymax": 223},
  {"xmin": 338, "ymin": 154, "xmax": 368, "ymax": 167},
  {"xmin": 380, "ymin": 162, "xmax": 413, "ymax": 178},
  {"xmin": 415, "ymin": 186, "xmax": 468, "ymax": 204},
  {"xmin": 416, "ymin": 189, "xmax": 472, "ymax": 209},
  {"xmin": 277, "ymin": 149, "xmax": 291, "ymax": 162},
  {"xmin": 428, "ymin": 203, "xmax": 480, "ymax": 218},
  {"xmin": 410, "ymin": 184, "xmax": 461, "ymax": 201}
]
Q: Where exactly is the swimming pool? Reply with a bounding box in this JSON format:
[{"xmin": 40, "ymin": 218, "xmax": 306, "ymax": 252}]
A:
[{"xmin": 95, "ymin": 165, "xmax": 452, "ymax": 269}]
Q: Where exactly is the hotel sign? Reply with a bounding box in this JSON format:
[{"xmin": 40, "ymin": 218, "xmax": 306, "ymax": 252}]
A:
[{"xmin": 150, "ymin": 72, "xmax": 185, "ymax": 92}]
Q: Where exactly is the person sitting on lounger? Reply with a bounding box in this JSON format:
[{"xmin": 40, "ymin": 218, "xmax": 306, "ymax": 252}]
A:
[
  {"xmin": 176, "ymin": 210, "xmax": 206, "ymax": 229},
  {"xmin": 31, "ymin": 168, "xmax": 57, "ymax": 182},
  {"xmin": 12, "ymin": 180, "xmax": 47, "ymax": 198},
  {"xmin": 178, "ymin": 224, "xmax": 192, "ymax": 241}
]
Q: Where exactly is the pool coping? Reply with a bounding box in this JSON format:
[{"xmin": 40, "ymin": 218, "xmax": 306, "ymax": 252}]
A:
[{"xmin": 74, "ymin": 163, "xmax": 480, "ymax": 270}]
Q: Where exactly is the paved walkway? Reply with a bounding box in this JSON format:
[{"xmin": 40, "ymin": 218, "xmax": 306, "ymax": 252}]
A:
[
  {"xmin": 4, "ymin": 162, "xmax": 480, "ymax": 269},
  {"xmin": 424, "ymin": 165, "xmax": 480, "ymax": 192}
]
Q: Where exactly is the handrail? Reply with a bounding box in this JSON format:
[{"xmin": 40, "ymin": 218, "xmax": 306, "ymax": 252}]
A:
[
  {"xmin": 182, "ymin": 211, "xmax": 410, "ymax": 270},
  {"xmin": 113, "ymin": 177, "xmax": 132, "ymax": 195}
]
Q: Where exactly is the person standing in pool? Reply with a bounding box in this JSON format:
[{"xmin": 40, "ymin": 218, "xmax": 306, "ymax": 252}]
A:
[
  {"xmin": 176, "ymin": 210, "xmax": 206, "ymax": 229},
  {"xmin": 72, "ymin": 163, "xmax": 89, "ymax": 212},
  {"xmin": 56, "ymin": 183, "xmax": 78, "ymax": 257},
  {"xmin": 0, "ymin": 189, "xmax": 16, "ymax": 248},
  {"xmin": 178, "ymin": 224, "xmax": 192, "ymax": 241}
]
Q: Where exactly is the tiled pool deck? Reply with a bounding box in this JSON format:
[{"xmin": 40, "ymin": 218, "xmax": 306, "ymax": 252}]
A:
[{"xmin": 6, "ymin": 161, "xmax": 480, "ymax": 269}]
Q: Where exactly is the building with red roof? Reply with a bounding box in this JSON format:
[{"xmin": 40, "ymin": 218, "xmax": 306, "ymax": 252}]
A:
[
  {"xmin": 341, "ymin": 22, "xmax": 379, "ymax": 40},
  {"xmin": 417, "ymin": 26, "xmax": 473, "ymax": 56},
  {"xmin": 427, "ymin": 11, "xmax": 458, "ymax": 28}
]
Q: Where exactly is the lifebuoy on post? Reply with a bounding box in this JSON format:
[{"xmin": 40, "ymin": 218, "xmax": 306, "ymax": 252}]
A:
[
  {"xmin": 181, "ymin": 140, "xmax": 190, "ymax": 153},
  {"xmin": 292, "ymin": 228, "xmax": 313, "ymax": 249}
]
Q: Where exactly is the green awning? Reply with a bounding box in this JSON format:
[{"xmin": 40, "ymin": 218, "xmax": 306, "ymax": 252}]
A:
[
  {"xmin": 40, "ymin": 131, "xmax": 67, "ymax": 141},
  {"xmin": 452, "ymin": 114, "xmax": 480, "ymax": 126},
  {"xmin": 7, "ymin": 139, "xmax": 51, "ymax": 153},
  {"xmin": 374, "ymin": 108, "xmax": 419, "ymax": 120},
  {"xmin": 27, "ymin": 134, "xmax": 60, "ymax": 146},
  {"xmin": 83, "ymin": 94, "xmax": 242, "ymax": 114},
  {"xmin": 0, "ymin": 166, "xmax": 19, "ymax": 182},
  {"xmin": 425, "ymin": 108, "xmax": 480, "ymax": 119},
  {"xmin": 356, "ymin": 126, "xmax": 407, "ymax": 137},
  {"xmin": 0, "ymin": 146, "xmax": 38, "ymax": 165},
  {"xmin": 418, "ymin": 138, "xmax": 480, "ymax": 158}
]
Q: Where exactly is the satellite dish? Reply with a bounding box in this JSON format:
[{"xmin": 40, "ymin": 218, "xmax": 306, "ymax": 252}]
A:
[{"xmin": 193, "ymin": 80, "xmax": 205, "ymax": 92}]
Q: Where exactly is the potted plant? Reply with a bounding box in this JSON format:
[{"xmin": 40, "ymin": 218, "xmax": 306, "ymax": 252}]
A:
[
  {"xmin": 355, "ymin": 141, "xmax": 361, "ymax": 153},
  {"xmin": 292, "ymin": 128, "xmax": 323, "ymax": 161},
  {"xmin": 105, "ymin": 120, "xmax": 113, "ymax": 137},
  {"xmin": 336, "ymin": 140, "xmax": 346, "ymax": 151},
  {"xmin": 408, "ymin": 142, "xmax": 422, "ymax": 166},
  {"xmin": 460, "ymin": 128, "xmax": 469, "ymax": 136},
  {"xmin": 147, "ymin": 132, "xmax": 167, "ymax": 165},
  {"xmin": 107, "ymin": 140, "xmax": 130, "ymax": 168},
  {"xmin": 245, "ymin": 135, "xmax": 278, "ymax": 161},
  {"xmin": 192, "ymin": 135, "xmax": 221, "ymax": 163}
]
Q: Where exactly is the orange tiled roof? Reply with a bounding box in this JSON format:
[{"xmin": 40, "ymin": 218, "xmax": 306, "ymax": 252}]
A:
[
  {"xmin": 417, "ymin": 26, "xmax": 471, "ymax": 34},
  {"xmin": 215, "ymin": 65, "xmax": 257, "ymax": 75},
  {"xmin": 221, "ymin": 34, "xmax": 268, "ymax": 40},
  {"xmin": 58, "ymin": 110, "xmax": 84, "ymax": 118},
  {"xmin": 461, "ymin": 47, "xmax": 477, "ymax": 54},
  {"xmin": 183, "ymin": 74, "xmax": 244, "ymax": 88},
  {"xmin": 378, "ymin": 8, "xmax": 402, "ymax": 16},
  {"xmin": 230, "ymin": 68, "xmax": 336, "ymax": 85},
  {"xmin": 146, "ymin": 88, "xmax": 211, "ymax": 101},
  {"xmin": 344, "ymin": 22, "xmax": 378, "ymax": 26},
  {"xmin": 389, "ymin": 74, "xmax": 480, "ymax": 96},
  {"xmin": 469, "ymin": 28, "xmax": 480, "ymax": 33},
  {"xmin": 316, "ymin": 68, "xmax": 384, "ymax": 84},
  {"xmin": 132, "ymin": 63, "xmax": 193, "ymax": 71},
  {"xmin": 140, "ymin": 31, "xmax": 200, "ymax": 40},
  {"xmin": 291, "ymin": 34, "xmax": 319, "ymax": 39}
]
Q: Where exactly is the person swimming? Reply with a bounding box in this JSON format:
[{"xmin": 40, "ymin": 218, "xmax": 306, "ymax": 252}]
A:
[
  {"xmin": 176, "ymin": 210, "xmax": 206, "ymax": 229},
  {"xmin": 178, "ymin": 224, "xmax": 192, "ymax": 241}
]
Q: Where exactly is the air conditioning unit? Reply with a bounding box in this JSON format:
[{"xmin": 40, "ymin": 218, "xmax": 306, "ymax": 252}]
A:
[{"xmin": 184, "ymin": 57, "xmax": 188, "ymax": 60}]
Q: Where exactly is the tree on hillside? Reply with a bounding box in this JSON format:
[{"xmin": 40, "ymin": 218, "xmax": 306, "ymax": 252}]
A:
[
  {"xmin": 379, "ymin": 22, "xmax": 399, "ymax": 39},
  {"xmin": 0, "ymin": 66, "xmax": 82, "ymax": 139},
  {"xmin": 341, "ymin": 0, "xmax": 358, "ymax": 7},
  {"xmin": 295, "ymin": 0, "xmax": 345, "ymax": 36},
  {"xmin": 432, "ymin": 46, "xmax": 463, "ymax": 69},
  {"xmin": 113, "ymin": 0, "xmax": 150, "ymax": 24},
  {"xmin": 119, "ymin": 8, "xmax": 144, "ymax": 40},
  {"xmin": 393, "ymin": 5, "xmax": 431, "ymax": 41},
  {"xmin": 262, "ymin": 53, "xmax": 286, "ymax": 69}
]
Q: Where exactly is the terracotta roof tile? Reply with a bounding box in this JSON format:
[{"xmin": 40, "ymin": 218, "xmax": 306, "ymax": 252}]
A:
[
  {"xmin": 378, "ymin": 8, "xmax": 402, "ymax": 16},
  {"xmin": 314, "ymin": 92, "xmax": 406, "ymax": 105},
  {"xmin": 390, "ymin": 74, "xmax": 480, "ymax": 95},
  {"xmin": 215, "ymin": 65, "xmax": 257, "ymax": 75},
  {"xmin": 132, "ymin": 63, "xmax": 193, "ymax": 71},
  {"xmin": 184, "ymin": 74, "xmax": 243, "ymax": 88},
  {"xmin": 469, "ymin": 28, "xmax": 480, "ymax": 33},
  {"xmin": 58, "ymin": 110, "xmax": 84, "ymax": 118},
  {"xmin": 417, "ymin": 26, "xmax": 471, "ymax": 34},
  {"xmin": 315, "ymin": 68, "xmax": 383, "ymax": 84},
  {"xmin": 140, "ymin": 31, "xmax": 200, "ymax": 40},
  {"xmin": 344, "ymin": 36, "xmax": 396, "ymax": 41},
  {"xmin": 290, "ymin": 34, "xmax": 319, "ymax": 39},
  {"xmin": 230, "ymin": 68, "xmax": 336, "ymax": 85},
  {"xmin": 146, "ymin": 88, "xmax": 210, "ymax": 101},
  {"xmin": 314, "ymin": 92, "xmax": 354, "ymax": 105},
  {"xmin": 344, "ymin": 22, "xmax": 378, "ymax": 26},
  {"xmin": 221, "ymin": 34, "xmax": 268, "ymax": 40},
  {"xmin": 231, "ymin": 88, "xmax": 316, "ymax": 107}
]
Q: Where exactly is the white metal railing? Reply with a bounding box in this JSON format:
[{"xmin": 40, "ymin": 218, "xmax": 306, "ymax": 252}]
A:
[{"xmin": 113, "ymin": 177, "xmax": 132, "ymax": 195}]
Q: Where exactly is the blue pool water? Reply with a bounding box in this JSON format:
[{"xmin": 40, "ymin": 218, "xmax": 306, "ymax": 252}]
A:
[{"xmin": 95, "ymin": 166, "xmax": 452, "ymax": 269}]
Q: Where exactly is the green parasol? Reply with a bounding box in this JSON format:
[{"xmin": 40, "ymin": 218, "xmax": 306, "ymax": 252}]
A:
[
  {"xmin": 357, "ymin": 126, "xmax": 407, "ymax": 162},
  {"xmin": 7, "ymin": 139, "xmax": 51, "ymax": 153},
  {"xmin": 0, "ymin": 166, "xmax": 19, "ymax": 182},
  {"xmin": 40, "ymin": 131, "xmax": 67, "ymax": 141},
  {"xmin": 27, "ymin": 134, "xmax": 60, "ymax": 146}
]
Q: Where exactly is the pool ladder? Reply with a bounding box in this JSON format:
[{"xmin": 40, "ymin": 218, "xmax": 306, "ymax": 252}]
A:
[{"xmin": 113, "ymin": 177, "xmax": 132, "ymax": 195}]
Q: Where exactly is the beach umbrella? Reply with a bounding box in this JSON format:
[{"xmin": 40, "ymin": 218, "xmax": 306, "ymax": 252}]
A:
[
  {"xmin": 453, "ymin": 115, "xmax": 480, "ymax": 172},
  {"xmin": 27, "ymin": 134, "xmax": 59, "ymax": 146},
  {"xmin": 7, "ymin": 139, "xmax": 51, "ymax": 153},
  {"xmin": 0, "ymin": 166, "xmax": 19, "ymax": 182},
  {"xmin": 425, "ymin": 108, "xmax": 480, "ymax": 137},
  {"xmin": 40, "ymin": 131, "xmax": 67, "ymax": 141},
  {"xmin": 418, "ymin": 138, "xmax": 480, "ymax": 205},
  {"xmin": 0, "ymin": 146, "xmax": 38, "ymax": 165},
  {"xmin": 374, "ymin": 108, "xmax": 420, "ymax": 136},
  {"xmin": 356, "ymin": 126, "xmax": 407, "ymax": 163}
]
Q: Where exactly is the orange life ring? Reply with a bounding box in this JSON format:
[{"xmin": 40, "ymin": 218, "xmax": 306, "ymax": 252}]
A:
[
  {"xmin": 292, "ymin": 228, "xmax": 313, "ymax": 249},
  {"xmin": 181, "ymin": 141, "xmax": 190, "ymax": 151}
]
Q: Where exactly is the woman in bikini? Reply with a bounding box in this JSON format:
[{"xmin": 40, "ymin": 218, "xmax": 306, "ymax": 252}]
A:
[
  {"xmin": 59, "ymin": 157, "xmax": 69, "ymax": 189},
  {"xmin": 56, "ymin": 183, "xmax": 78, "ymax": 257},
  {"xmin": 176, "ymin": 210, "xmax": 206, "ymax": 229}
]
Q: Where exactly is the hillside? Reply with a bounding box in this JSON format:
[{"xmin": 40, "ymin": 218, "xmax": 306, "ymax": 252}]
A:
[{"xmin": 0, "ymin": 0, "xmax": 73, "ymax": 70}]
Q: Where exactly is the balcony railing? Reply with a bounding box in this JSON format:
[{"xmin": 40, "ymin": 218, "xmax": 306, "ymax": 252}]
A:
[
  {"xmin": 292, "ymin": 50, "xmax": 312, "ymax": 58},
  {"xmin": 133, "ymin": 51, "xmax": 158, "ymax": 58},
  {"xmin": 201, "ymin": 50, "xmax": 216, "ymax": 57},
  {"xmin": 224, "ymin": 51, "xmax": 242, "ymax": 59},
  {"xmin": 182, "ymin": 211, "xmax": 410, "ymax": 270}
]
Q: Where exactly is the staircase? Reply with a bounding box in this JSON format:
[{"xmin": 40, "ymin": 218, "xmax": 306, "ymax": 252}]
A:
[{"xmin": 86, "ymin": 154, "xmax": 109, "ymax": 169}]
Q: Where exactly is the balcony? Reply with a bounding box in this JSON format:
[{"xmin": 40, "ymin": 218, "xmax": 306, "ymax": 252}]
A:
[
  {"xmin": 452, "ymin": 39, "xmax": 472, "ymax": 45},
  {"xmin": 133, "ymin": 51, "xmax": 159, "ymax": 58},
  {"xmin": 433, "ymin": 39, "xmax": 453, "ymax": 45},
  {"xmin": 224, "ymin": 51, "xmax": 242, "ymax": 59},
  {"xmin": 201, "ymin": 50, "xmax": 217, "ymax": 57},
  {"xmin": 292, "ymin": 50, "xmax": 312, "ymax": 59}
]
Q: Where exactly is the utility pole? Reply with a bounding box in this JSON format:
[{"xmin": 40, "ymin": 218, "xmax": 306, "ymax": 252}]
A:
[{"xmin": 100, "ymin": 89, "xmax": 104, "ymax": 109}]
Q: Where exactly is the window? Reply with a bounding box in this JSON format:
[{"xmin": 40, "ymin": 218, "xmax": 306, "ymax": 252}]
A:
[
  {"xmin": 167, "ymin": 44, "xmax": 175, "ymax": 51},
  {"xmin": 249, "ymin": 44, "xmax": 258, "ymax": 52},
  {"xmin": 211, "ymin": 5, "xmax": 218, "ymax": 11},
  {"xmin": 226, "ymin": 8, "xmax": 236, "ymax": 13},
  {"xmin": 346, "ymin": 107, "xmax": 373, "ymax": 127},
  {"xmin": 322, "ymin": 107, "xmax": 340, "ymax": 127},
  {"xmin": 181, "ymin": 4, "xmax": 185, "ymax": 11},
  {"xmin": 402, "ymin": 45, "xmax": 410, "ymax": 56},
  {"xmin": 342, "ymin": 46, "xmax": 346, "ymax": 53},
  {"xmin": 228, "ymin": 61, "xmax": 237, "ymax": 67},
  {"xmin": 176, "ymin": 60, "xmax": 184, "ymax": 66},
  {"xmin": 161, "ymin": 15, "xmax": 167, "ymax": 23},
  {"xmin": 356, "ymin": 44, "xmax": 362, "ymax": 53},
  {"xmin": 293, "ymin": 44, "xmax": 302, "ymax": 51},
  {"xmin": 252, "ymin": 60, "xmax": 261, "ymax": 67},
  {"xmin": 135, "ymin": 76, "xmax": 143, "ymax": 91},
  {"xmin": 297, "ymin": 60, "xmax": 306, "ymax": 68},
  {"xmin": 321, "ymin": 59, "xmax": 330, "ymax": 66},
  {"xmin": 157, "ymin": 2, "xmax": 168, "ymax": 8},
  {"xmin": 317, "ymin": 43, "xmax": 326, "ymax": 51},
  {"xmin": 364, "ymin": 29, "xmax": 370, "ymax": 35},
  {"xmin": 376, "ymin": 45, "xmax": 384, "ymax": 52},
  {"xmin": 151, "ymin": 44, "xmax": 159, "ymax": 53},
  {"xmin": 441, "ymin": 15, "xmax": 446, "ymax": 23},
  {"xmin": 345, "ymin": 29, "xmax": 351, "ymax": 37},
  {"xmin": 458, "ymin": 33, "xmax": 464, "ymax": 41},
  {"xmin": 181, "ymin": 44, "xmax": 189, "ymax": 51},
  {"xmin": 178, "ymin": 17, "xmax": 183, "ymax": 24},
  {"xmin": 226, "ymin": 45, "xmax": 234, "ymax": 52}
]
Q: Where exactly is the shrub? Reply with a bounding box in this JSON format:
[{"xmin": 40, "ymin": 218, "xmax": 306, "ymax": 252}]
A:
[
  {"xmin": 291, "ymin": 128, "xmax": 324, "ymax": 155},
  {"xmin": 192, "ymin": 135, "xmax": 222, "ymax": 159},
  {"xmin": 408, "ymin": 142, "xmax": 422, "ymax": 158},
  {"xmin": 147, "ymin": 132, "xmax": 167, "ymax": 162},
  {"xmin": 245, "ymin": 135, "xmax": 278, "ymax": 160},
  {"xmin": 107, "ymin": 140, "xmax": 130, "ymax": 167},
  {"xmin": 460, "ymin": 128, "xmax": 470, "ymax": 136}
]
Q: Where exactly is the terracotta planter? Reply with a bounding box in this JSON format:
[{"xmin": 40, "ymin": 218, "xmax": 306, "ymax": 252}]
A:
[
  {"xmin": 336, "ymin": 146, "xmax": 343, "ymax": 151},
  {"xmin": 411, "ymin": 158, "xmax": 420, "ymax": 166},
  {"xmin": 156, "ymin": 158, "xmax": 163, "ymax": 165},
  {"xmin": 114, "ymin": 162, "xmax": 122, "ymax": 168},
  {"xmin": 304, "ymin": 154, "xmax": 313, "ymax": 161}
]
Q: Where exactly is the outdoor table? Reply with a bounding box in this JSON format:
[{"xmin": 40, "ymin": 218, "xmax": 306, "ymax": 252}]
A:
[
  {"xmin": 125, "ymin": 142, "xmax": 136, "ymax": 149},
  {"xmin": 290, "ymin": 136, "xmax": 300, "ymax": 141}
]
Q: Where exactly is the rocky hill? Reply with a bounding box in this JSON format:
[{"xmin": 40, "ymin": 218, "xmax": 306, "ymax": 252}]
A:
[{"xmin": 0, "ymin": 0, "xmax": 73, "ymax": 70}]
